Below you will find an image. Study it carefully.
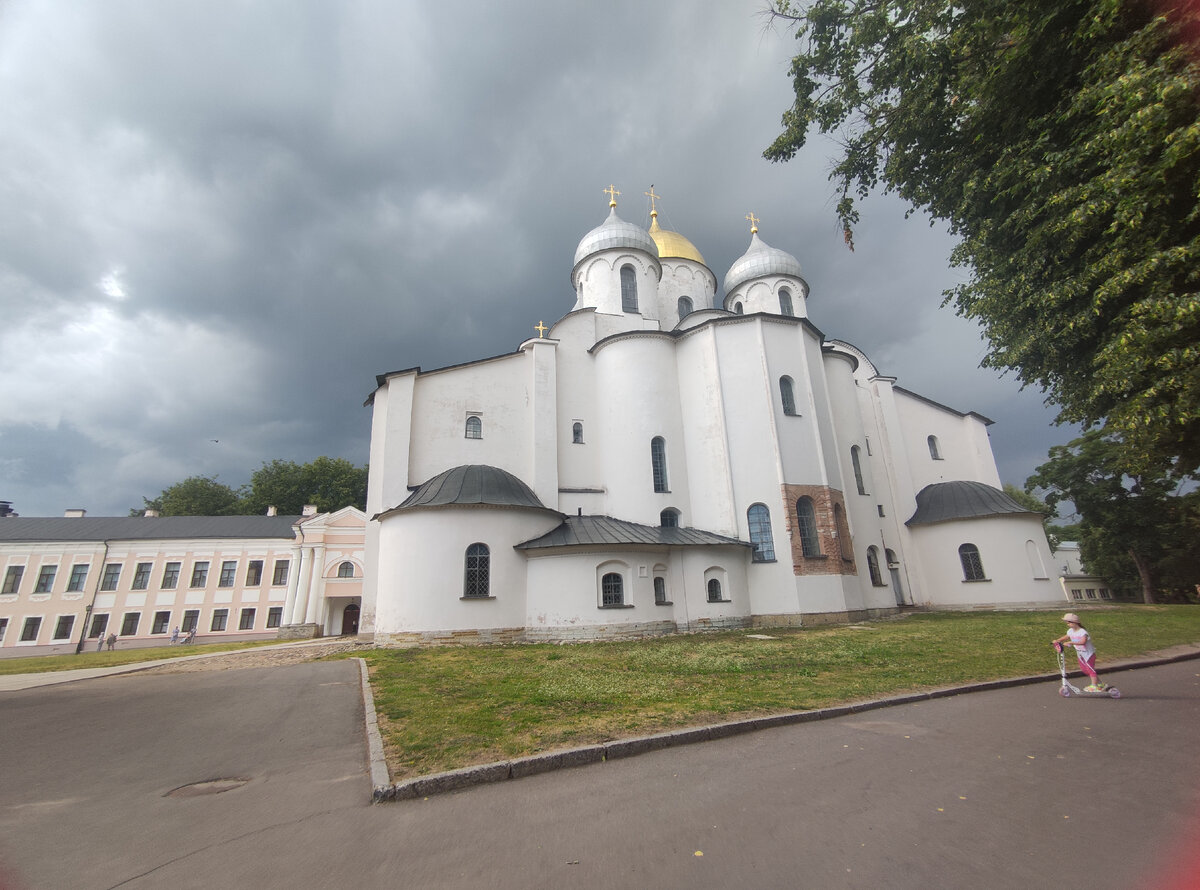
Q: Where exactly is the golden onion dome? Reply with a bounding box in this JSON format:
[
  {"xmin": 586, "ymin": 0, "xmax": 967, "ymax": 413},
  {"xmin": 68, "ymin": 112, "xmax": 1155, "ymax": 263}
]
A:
[{"xmin": 648, "ymin": 214, "xmax": 705, "ymax": 265}]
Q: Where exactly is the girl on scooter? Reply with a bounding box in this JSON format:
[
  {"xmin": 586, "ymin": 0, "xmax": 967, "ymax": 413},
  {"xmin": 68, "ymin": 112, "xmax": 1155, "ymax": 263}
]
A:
[{"xmin": 1053, "ymin": 613, "xmax": 1107, "ymax": 692}]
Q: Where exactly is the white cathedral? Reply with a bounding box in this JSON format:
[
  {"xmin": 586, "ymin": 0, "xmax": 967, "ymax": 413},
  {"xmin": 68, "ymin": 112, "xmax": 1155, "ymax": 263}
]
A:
[{"xmin": 360, "ymin": 190, "xmax": 1060, "ymax": 645}]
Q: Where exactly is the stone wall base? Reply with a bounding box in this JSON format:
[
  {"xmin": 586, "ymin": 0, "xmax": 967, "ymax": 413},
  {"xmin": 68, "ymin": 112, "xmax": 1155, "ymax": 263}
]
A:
[{"xmin": 275, "ymin": 623, "xmax": 323, "ymax": 641}]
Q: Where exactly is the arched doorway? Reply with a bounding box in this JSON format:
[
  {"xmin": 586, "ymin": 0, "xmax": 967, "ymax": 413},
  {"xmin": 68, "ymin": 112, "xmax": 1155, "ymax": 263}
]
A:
[
  {"xmin": 341, "ymin": 602, "xmax": 360, "ymax": 636},
  {"xmin": 886, "ymin": 549, "xmax": 906, "ymax": 606}
]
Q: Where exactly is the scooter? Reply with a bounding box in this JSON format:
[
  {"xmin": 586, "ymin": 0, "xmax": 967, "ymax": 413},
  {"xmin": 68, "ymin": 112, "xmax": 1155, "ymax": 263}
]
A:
[{"xmin": 1054, "ymin": 642, "xmax": 1120, "ymax": 698}]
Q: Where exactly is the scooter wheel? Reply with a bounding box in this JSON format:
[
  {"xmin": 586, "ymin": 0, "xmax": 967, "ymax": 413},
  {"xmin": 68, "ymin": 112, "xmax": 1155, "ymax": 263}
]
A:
[
  {"xmin": 1109, "ymin": 687, "xmax": 1121, "ymax": 699},
  {"xmin": 1059, "ymin": 686, "xmax": 1071, "ymax": 697}
]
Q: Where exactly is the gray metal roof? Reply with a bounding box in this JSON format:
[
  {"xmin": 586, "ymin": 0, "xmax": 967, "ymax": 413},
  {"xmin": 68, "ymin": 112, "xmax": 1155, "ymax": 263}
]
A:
[
  {"xmin": 517, "ymin": 515, "xmax": 750, "ymax": 550},
  {"xmin": 395, "ymin": 465, "xmax": 553, "ymax": 512},
  {"xmin": 906, "ymin": 481, "xmax": 1037, "ymax": 526},
  {"xmin": 0, "ymin": 515, "xmax": 302, "ymax": 544}
]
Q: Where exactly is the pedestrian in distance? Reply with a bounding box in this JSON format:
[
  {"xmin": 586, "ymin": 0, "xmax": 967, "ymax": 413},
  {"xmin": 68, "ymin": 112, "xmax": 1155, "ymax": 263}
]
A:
[
  {"xmin": 170, "ymin": 626, "xmax": 180, "ymax": 645},
  {"xmin": 1053, "ymin": 612, "xmax": 1108, "ymax": 692},
  {"xmin": 184, "ymin": 627, "xmax": 196, "ymax": 645},
  {"xmin": 96, "ymin": 635, "xmax": 104, "ymax": 652},
  {"xmin": 106, "ymin": 632, "xmax": 117, "ymax": 651}
]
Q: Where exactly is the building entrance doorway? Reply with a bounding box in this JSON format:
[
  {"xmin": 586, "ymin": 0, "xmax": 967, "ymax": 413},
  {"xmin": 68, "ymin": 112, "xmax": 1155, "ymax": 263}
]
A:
[{"xmin": 341, "ymin": 602, "xmax": 360, "ymax": 635}]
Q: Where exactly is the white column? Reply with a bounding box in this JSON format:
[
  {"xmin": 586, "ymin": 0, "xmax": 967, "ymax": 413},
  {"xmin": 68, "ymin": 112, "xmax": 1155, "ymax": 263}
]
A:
[
  {"xmin": 282, "ymin": 543, "xmax": 303, "ymax": 625},
  {"xmin": 304, "ymin": 544, "xmax": 326, "ymax": 627},
  {"xmin": 291, "ymin": 546, "xmax": 315, "ymax": 625}
]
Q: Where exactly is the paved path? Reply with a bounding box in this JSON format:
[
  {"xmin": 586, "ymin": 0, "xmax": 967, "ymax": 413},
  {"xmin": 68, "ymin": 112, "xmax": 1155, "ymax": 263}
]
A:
[{"xmin": 1, "ymin": 657, "xmax": 1198, "ymax": 889}]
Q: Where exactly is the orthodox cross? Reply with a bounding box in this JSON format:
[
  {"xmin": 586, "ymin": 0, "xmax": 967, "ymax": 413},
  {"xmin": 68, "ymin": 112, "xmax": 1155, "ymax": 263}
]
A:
[
  {"xmin": 604, "ymin": 184, "xmax": 620, "ymax": 207},
  {"xmin": 745, "ymin": 212, "xmax": 760, "ymax": 234},
  {"xmin": 644, "ymin": 185, "xmax": 660, "ymax": 217},
  {"xmin": 534, "ymin": 320, "xmax": 548, "ymax": 338}
]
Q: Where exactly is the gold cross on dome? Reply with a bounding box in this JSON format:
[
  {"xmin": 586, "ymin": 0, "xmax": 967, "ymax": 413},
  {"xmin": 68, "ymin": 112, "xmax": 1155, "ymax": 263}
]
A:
[
  {"xmin": 604, "ymin": 184, "xmax": 620, "ymax": 207},
  {"xmin": 534, "ymin": 320, "xmax": 548, "ymax": 338},
  {"xmin": 745, "ymin": 212, "xmax": 760, "ymax": 234},
  {"xmin": 644, "ymin": 185, "xmax": 660, "ymax": 217}
]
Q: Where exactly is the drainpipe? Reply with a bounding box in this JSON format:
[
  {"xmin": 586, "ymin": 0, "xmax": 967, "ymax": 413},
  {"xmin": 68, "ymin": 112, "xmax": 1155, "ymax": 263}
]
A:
[{"xmin": 75, "ymin": 541, "xmax": 109, "ymax": 654}]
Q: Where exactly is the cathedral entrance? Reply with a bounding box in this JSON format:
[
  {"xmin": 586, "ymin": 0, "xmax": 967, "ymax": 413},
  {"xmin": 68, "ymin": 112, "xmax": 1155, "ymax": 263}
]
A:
[{"xmin": 341, "ymin": 602, "xmax": 360, "ymax": 636}]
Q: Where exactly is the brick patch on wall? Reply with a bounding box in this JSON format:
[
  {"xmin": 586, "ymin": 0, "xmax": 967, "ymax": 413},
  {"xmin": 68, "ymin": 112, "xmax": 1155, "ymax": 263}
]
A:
[{"xmin": 781, "ymin": 484, "xmax": 858, "ymax": 577}]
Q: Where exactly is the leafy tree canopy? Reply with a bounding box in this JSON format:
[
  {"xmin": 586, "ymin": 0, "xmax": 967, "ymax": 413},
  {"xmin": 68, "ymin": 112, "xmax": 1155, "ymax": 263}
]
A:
[
  {"xmin": 135, "ymin": 476, "xmax": 245, "ymax": 517},
  {"xmin": 766, "ymin": 0, "xmax": 1200, "ymax": 472}
]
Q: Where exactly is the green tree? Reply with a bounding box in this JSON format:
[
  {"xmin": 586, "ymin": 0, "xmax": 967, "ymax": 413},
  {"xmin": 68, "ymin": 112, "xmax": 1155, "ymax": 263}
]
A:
[
  {"xmin": 1002, "ymin": 483, "xmax": 1059, "ymax": 545},
  {"xmin": 1025, "ymin": 429, "xmax": 1198, "ymax": 602},
  {"xmin": 765, "ymin": 0, "xmax": 1200, "ymax": 472},
  {"xmin": 135, "ymin": 476, "xmax": 245, "ymax": 517},
  {"xmin": 243, "ymin": 457, "xmax": 368, "ymax": 515}
]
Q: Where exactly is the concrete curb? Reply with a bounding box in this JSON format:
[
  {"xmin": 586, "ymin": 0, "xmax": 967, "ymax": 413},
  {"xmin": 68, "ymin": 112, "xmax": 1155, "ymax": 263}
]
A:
[
  {"xmin": 369, "ymin": 644, "xmax": 1200, "ymax": 804},
  {"xmin": 357, "ymin": 658, "xmax": 391, "ymax": 793}
]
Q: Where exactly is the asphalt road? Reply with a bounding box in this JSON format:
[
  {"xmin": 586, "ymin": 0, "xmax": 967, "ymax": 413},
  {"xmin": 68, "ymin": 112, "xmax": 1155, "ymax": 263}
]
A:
[{"xmin": 1, "ymin": 659, "xmax": 1198, "ymax": 890}]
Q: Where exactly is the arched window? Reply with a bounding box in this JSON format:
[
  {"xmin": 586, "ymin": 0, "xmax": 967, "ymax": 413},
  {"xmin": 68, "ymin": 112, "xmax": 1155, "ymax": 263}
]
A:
[
  {"xmin": 707, "ymin": 578, "xmax": 723, "ymax": 602},
  {"xmin": 747, "ymin": 503, "xmax": 775, "ymax": 562},
  {"xmin": 465, "ymin": 415, "xmax": 482, "ymax": 439},
  {"xmin": 928, "ymin": 435, "xmax": 942, "ymax": 460},
  {"xmin": 601, "ymin": 572, "xmax": 624, "ymax": 606},
  {"xmin": 851, "ymin": 445, "xmax": 867, "ymax": 495},
  {"xmin": 796, "ymin": 497, "xmax": 821, "ymax": 557},
  {"xmin": 620, "ymin": 264, "xmax": 638, "ymax": 312},
  {"xmin": 651, "ymin": 436, "xmax": 668, "ymax": 492},
  {"xmin": 337, "ymin": 561, "xmax": 355, "ymax": 578},
  {"xmin": 660, "ymin": 508, "xmax": 680, "ymax": 527},
  {"xmin": 572, "ymin": 422, "xmax": 584, "ymax": 444},
  {"xmin": 678, "ymin": 296, "xmax": 693, "ymax": 318},
  {"xmin": 959, "ymin": 543, "xmax": 986, "ymax": 581},
  {"xmin": 779, "ymin": 287, "xmax": 794, "ymax": 316},
  {"xmin": 463, "ymin": 543, "xmax": 490, "ymax": 597},
  {"xmin": 866, "ymin": 546, "xmax": 884, "ymax": 586},
  {"xmin": 834, "ymin": 503, "xmax": 852, "ymax": 561},
  {"xmin": 780, "ymin": 376, "xmax": 797, "ymax": 416},
  {"xmin": 734, "ymin": 303, "xmax": 744, "ymax": 315},
  {"xmin": 654, "ymin": 576, "xmax": 668, "ymax": 604}
]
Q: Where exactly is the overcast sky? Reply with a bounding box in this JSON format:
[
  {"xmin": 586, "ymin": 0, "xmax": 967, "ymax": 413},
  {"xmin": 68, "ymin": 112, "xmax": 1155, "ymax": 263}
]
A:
[{"xmin": 0, "ymin": 0, "xmax": 1072, "ymax": 518}]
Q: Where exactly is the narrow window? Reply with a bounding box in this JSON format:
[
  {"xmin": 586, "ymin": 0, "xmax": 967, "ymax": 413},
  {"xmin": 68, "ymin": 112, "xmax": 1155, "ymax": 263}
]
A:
[
  {"xmin": 53, "ymin": 615, "xmax": 75, "ymax": 640},
  {"xmin": 272, "ymin": 560, "xmax": 289, "ymax": 586},
  {"xmin": 928, "ymin": 435, "xmax": 942, "ymax": 460},
  {"xmin": 796, "ymin": 497, "xmax": 822, "ymax": 557},
  {"xmin": 678, "ymin": 296, "xmax": 693, "ymax": 318},
  {"xmin": 189, "ymin": 561, "xmax": 209, "ymax": 588},
  {"xmin": 851, "ymin": 445, "xmax": 867, "ymax": 495},
  {"xmin": 181, "ymin": 610, "xmax": 199, "ymax": 632},
  {"xmin": 660, "ymin": 508, "xmax": 680, "ymax": 527},
  {"xmin": 2, "ymin": 565, "xmax": 24, "ymax": 594},
  {"xmin": 779, "ymin": 376, "xmax": 798, "ymax": 416},
  {"xmin": 89, "ymin": 614, "xmax": 108, "ymax": 638},
  {"xmin": 20, "ymin": 617, "xmax": 41, "ymax": 642},
  {"xmin": 337, "ymin": 561, "xmax": 355, "ymax": 578},
  {"xmin": 654, "ymin": 576, "xmax": 668, "ymax": 605},
  {"xmin": 0, "ymin": 618, "xmax": 7, "ymax": 641},
  {"xmin": 601, "ymin": 572, "xmax": 624, "ymax": 606},
  {"xmin": 100, "ymin": 564, "xmax": 121, "ymax": 591},
  {"xmin": 707, "ymin": 578, "xmax": 723, "ymax": 602},
  {"xmin": 67, "ymin": 565, "xmax": 89, "ymax": 592},
  {"xmin": 239, "ymin": 608, "xmax": 256, "ymax": 630},
  {"xmin": 959, "ymin": 543, "xmax": 986, "ymax": 581},
  {"xmin": 572, "ymin": 422, "xmax": 584, "ymax": 444},
  {"xmin": 734, "ymin": 303, "xmax": 744, "ymax": 314},
  {"xmin": 161, "ymin": 562, "xmax": 180, "ymax": 589},
  {"xmin": 834, "ymin": 503, "xmax": 853, "ymax": 561},
  {"xmin": 132, "ymin": 562, "xmax": 152, "ymax": 590},
  {"xmin": 464, "ymin": 544, "xmax": 490, "ymax": 598},
  {"xmin": 867, "ymin": 546, "xmax": 884, "ymax": 586},
  {"xmin": 748, "ymin": 503, "xmax": 776, "ymax": 562},
  {"xmin": 152, "ymin": 611, "xmax": 171, "ymax": 634},
  {"xmin": 465, "ymin": 415, "xmax": 482, "ymax": 439},
  {"xmin": 245, "ymin": 560, "xmax": 263, "ymax": 586},
  {"xmin": 121, "ymin": 612, "xmax": 140, "ymax": 636},
  {"xmin": 267, "ymin": 606, "xmax": 284, "ymax": 628},
  {"xmin": 620, "ymin": 264, "xmax": 638, "ymax": 312},
  {"xmin": 210, "ymin": 609, "xmax": 229, "ymax": 632},
  {"xmin": 779, "ymin": 287, "xmax": 794, "ymax": 316},
  {"xmin": 218, "ymin": 560, "xmax": 237, "ymax": 588},
  {"xmin": 35, "ymin": 565, "xmax": 57, "ymax": 593},
  {"xmin": 651, "ymin": 436, "xmax": 668, "ymax": 492}
]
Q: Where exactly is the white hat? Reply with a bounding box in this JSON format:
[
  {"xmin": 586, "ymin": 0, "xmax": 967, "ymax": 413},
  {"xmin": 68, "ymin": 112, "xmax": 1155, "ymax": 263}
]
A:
[{"xmin": 1062, "ymin": 612, "xmax": 1081, "ymax": 624}]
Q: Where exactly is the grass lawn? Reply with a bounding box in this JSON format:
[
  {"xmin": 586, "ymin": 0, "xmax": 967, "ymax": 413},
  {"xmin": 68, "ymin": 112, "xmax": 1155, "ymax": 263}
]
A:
[
  {"xmin": 359, "ymin": 605, "xmax": 1200, "ymax": 779},
  {"xmin": 0, "ymin": 639, "xmax": 283, "ymax": 675}
]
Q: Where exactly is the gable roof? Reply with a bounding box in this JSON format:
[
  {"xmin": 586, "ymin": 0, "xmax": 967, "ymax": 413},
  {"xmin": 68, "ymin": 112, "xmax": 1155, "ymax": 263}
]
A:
[
  {"xmin": 0, "ymin": 515, "xmax": 302, "ymax": 544},
  {"xmin": 517, "ymin": 515, "xmax": 749, "ymax": 551}
]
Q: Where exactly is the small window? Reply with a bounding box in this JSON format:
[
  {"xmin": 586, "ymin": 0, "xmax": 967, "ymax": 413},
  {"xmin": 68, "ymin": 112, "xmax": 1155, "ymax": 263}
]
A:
[
  {"xmin": 189, "ymin": 562, "xmax": 209, "ymax": 588},
  {"xmin": 121, "ymin": 612, "xmax": 140, "ymax": 636},
  {"xmin": 20, "ymin": 617, "xmax": 41, "ymax": 642},
  {"xmin": 779, "ymin": 287, "xmax": 794, "ymax": 316},
  {"xmin": 465, "ymin": 415, "xmax": 482, "ymax": 439},
  {"xmin": 2, "ymin": 565, "xmax": 24, "ymax": 594},
  {"xmin": 100, "ymin": 564, "xmax": 121, "ymax": 591},
  {"xmin": 780, "ymin": 376, "xmax": 797, "ymax": 416},
  {"xmin": 796, "ymin": 497, "xmax": 822, "ymax": 557},
  {"xmin": 572, "ymin": 422, "xmax": 584, "ymax": 444},
  {"xmin": 272, "ymin": 560, "xmax": 289, "ymax": 586},
  {"xmin": 132, "ymin": 562, "xmax": 152, "ymax": 590},
  {"xmin": 182, "ymin": 610, "xmax": 199, "ymax": 632},
  {"xmin": 959, "ymin": 543, "xmax": 987, "ymax": 581},
  {"xmin": 707, "ymin": 578, "xmax": 723, "ymax": 602},
  {"xmin": 337, "ymin": 561, "xmax": 355, "ymax": 578},
  {"xmin": 601, "ymin": 572, "xmax": 624, "ymax": 606},
  {"xmin": 35, "ymin": 565, "xmax": 57, "ymax": 593},
  {"xmin": 620, "ymin": 264, "xmax": 638, "ymax": 312},
  {"xmin": 678, "ymin": 296, "xmax": 693, "ymax": 318},
  {"xmin": 239, "ymin": 608, "xmax": 256, "ymax": 630},
  {"xmin": 734, "ymin": 303, "xmax": 744, "ymax": 314},
  {"xmin": 152, "ymin": 611, "xmax": 171, "ymax": 634},
  {"xmin": 834, "ymin": 503, "xmax": 853, "ymax": 562},
  {"xmin": 928, "ymin": 435, "xmax": 942, "ymax": 460},
  {"xmin": 748, "ymin": 503, "xmax": 776, "ymax": 562},
  {"xmin": 877, "ymin": 504, "xmax": 885, "ymax": 517},
  {"xmin": 464, "ymin": 544, "xmax": 490, "ymax": 598},
  {"xmin": 210, "ymin": 609, "xmax": 229, "ymax": 632},
  {"xmin": 660, "ymin": 508, "xmax": 680, "ymax": 528},
  {"xmin": 651, "ymin": 436, "xmax": 669, "ymax": 493},
  {"xmin": 867, "ymin": 546, "xmax": 885, "ymax": 586},
  {"xmin": 654, "ymin": 576, "xmax": 668, "ymax": 605},
  {"xmin": 67, "ymin": 564, "xmax": 89, "ymax": 592},
  {"xmin": 218, "ymin": 560, "xmax": 237, "ymax": 588},
  {"xmin": 851, "ymin": 445, "xmax": 867, "ymax": 495},
  {"xmin": 267, "ymin": 606, "xmax": 283, "ymax": 628},
  {"xmin": 246, "ymin": 560, "xmax": 263, "ymax": 586},
  {"xmin": 0, "ymin": 618, "xmax": 7, "ymax": 641},
  {"xmin": 161, "ymin": 562, "xmax": 180, "ymax": 589},
  {"xmin": 53, "ymin": 615, "xmax": 75, "ymax": 640}
]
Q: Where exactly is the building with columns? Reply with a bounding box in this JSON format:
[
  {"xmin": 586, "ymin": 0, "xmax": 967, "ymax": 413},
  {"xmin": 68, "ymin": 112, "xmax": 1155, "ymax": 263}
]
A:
[{"xmin": 360, "ymin": 192, "xmax": 1062, "ymax": 644}]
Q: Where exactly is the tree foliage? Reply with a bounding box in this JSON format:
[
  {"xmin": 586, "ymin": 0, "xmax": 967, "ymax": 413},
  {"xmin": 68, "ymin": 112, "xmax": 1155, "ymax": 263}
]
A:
[
  {"xmin": 1025, "ymin": 429, "xmax": 1199, "ymax": 602},
  {"xmin": 766, "ymin": 0, "xmax": 1200, "ymax": 472},
  {"xmin": 135, "ymin": 476, "xmax": 245, "ymax": 517}
]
